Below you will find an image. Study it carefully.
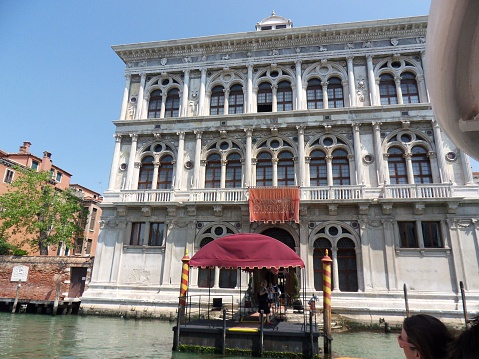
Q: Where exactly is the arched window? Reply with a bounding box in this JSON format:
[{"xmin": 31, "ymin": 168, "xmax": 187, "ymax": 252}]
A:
[
  {"xmin": 313, "ymin": 238, "xmax": 332, "ymax": 291},
  {"xmin": 277, "ymin": 81, "xmax": 293, "ymax": 111},
  {"xmin": 228, "ymin": 84, "xmax": 244, "ymax": 114},
  {"xmin": 379, "ymin": 74, "xmax": 398, "ymax": 105},
  {"xmin": 309, "ymin": 150, "xmax": 327, "ymax": 186},
  {"xmin": 256, "ymin": 152, "xmax": 273, "ymax": 186},
  {"xmin": 337, "ymin": 238, "xmax": 358, "ymax": 292},
  {"xmin": 225, "ymin": 152, "xmax": 242, "ymax": 188},
  {"xmin": 205, "ymin": 153, "xmax": 221, "ymax": 188},
  {"xmin": 307, "ymin": 78, "xmax": 323, "ymax": 109},
  {"xmin": 157, "ymin": 155, "xmax": 173, "ymax": 189},
  {"xmin": 198, "ymin": 237, "xmax": 215, "ymax": 288},
  {"xmin": 277, "ymin": 151, "xmax": 295, "ymax": 186},
  {"xmin": 257, "ymin": 82, "xmax": 272, "ymax": 112},
  {"xmin": 165, "ymin": 88, "xmax": 180, "ymax": 117},
  {"xmin": 411, "ymin": 146, "xmax": 432, "ymax": 183},
  {"xmin": 210, "ymin": 86, "xmax": 225, "ymax": 115},
  {"xmin": 138, "ymin": 156, "xmax": 154, "ymax": 189},
  {"xmin": 327, "ymin": 77, "xmax": 344, "ymax": 108},
  {"xmin": 401, "ymin": 72, "xmax": 419, "ymax": 104},
  {"xmin": 388, "ymin": 147, "xmax": 407, "ymax": 184},
  {"xmin": 148, "ymin": 90, "xmax": 162, "ymax": 118},
  {"xmin": 332, "ymin": 149, "xmax": 350, "ymax": 185}
]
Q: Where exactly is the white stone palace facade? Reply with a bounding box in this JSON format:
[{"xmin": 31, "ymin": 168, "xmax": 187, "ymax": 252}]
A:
[{"xmin": 81, "ymin": 14, "xmax": 479, "ymax": 321}]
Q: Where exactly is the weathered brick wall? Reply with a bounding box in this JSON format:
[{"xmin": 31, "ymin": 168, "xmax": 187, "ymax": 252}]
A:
[{"xmin": 0, "ymin": 256, "xmax": 93, "ymax": 301}]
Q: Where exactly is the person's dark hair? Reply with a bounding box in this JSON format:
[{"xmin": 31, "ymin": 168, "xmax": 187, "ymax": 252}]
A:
[
  {"xmin": 403, "ymin": 314, "xmax": 454, "ymax": 359},
  {"xmin": 447, "ymin": 316, "xmax": 479, "ymax": 359}
]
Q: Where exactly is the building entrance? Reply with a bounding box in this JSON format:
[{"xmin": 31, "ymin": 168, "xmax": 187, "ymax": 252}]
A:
[{"xmin": 255, "ymin": 228, "xmax": 299, "ymax": 307}]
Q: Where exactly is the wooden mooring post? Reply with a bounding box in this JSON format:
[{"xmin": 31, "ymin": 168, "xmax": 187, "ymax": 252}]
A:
[
  {"xmin": 403, "ymin": 283, "xmax": 410, "ymax": 317},
  {"xmin": 11, "ymin": 280, "xmax": 22, "ymax": 314},
  {"xmin": 459, "ymin": 281, "xmax": 469, "ymax": 328},
  {"xmin": 322, "ymin": 251, "xmax": 333, "ymax": 355}
]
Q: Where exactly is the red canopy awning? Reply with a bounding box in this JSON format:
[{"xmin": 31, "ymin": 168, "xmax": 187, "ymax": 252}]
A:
[{"xmin": 189, "ymin": 233, "xmax": 305, "ymax": 270}]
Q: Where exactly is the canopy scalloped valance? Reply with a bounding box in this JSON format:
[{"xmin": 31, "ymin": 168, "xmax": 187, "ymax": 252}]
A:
[{"xmin": 189, "ymin": 233, "xmax": 304, "ymax": 270}]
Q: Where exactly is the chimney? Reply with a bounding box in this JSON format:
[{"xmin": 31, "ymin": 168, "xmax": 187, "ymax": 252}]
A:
[
  {"xmin": 19, "ymin": 141, "xmax": 31, "ymax": 154},
  {"xmin": 40, "ymin": 151, "xmax": 53, "ymax": 172}
]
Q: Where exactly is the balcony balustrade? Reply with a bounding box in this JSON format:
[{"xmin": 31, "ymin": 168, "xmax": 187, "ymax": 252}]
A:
[
  {"xmin": 383, "ymin": 183, "xmax": 452, "ymax": 199},
  {"xmin": 107, "ymin": 183, "xmax": 462, "ymax": 205}
]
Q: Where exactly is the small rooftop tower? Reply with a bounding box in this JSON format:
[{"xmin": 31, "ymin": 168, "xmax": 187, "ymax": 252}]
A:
[{"xmin": 256, "ymin": 11, "xmax": 293, "ymax": 31}]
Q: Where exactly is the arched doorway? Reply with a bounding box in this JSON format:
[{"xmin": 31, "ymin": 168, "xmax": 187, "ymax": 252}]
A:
[
  {"xmin": 311, "ymin": 224, "xmax": 359, "ymax": 293},
  {"xmin": 259, "ymin": 228, "xmax": 298, "ymax": 306},
  {"xmin": 337, "ymin": 238, "xmax": 358, "ymax": 292}
]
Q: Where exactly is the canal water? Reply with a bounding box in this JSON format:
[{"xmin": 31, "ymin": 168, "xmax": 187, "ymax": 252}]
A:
[{"xmin": 0, "ymin": 312, "xmax": 404, "ymax": 358}]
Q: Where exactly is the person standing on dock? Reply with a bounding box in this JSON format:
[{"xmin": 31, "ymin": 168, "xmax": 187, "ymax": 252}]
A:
[{"xmin": 258, "ymin": 280, "xmax": 272, "ymax": 325}]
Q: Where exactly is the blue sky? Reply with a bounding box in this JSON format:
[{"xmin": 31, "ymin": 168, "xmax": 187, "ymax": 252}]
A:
[{"xmin": 2, "ymin": 0, "xmax": 473, "ymax": 194}]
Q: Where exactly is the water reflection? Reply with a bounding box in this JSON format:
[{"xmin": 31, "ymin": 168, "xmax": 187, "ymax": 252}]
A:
[{"xmin": 0, "ymin": 313, "xmax": 404, "ymax": 359}]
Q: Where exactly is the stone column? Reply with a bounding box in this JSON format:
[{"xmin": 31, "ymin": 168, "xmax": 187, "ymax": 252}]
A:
[
  {"xmin": 221, "ymin": 159, "xmax": 227, "ymax": 188},
  {"xmin": 119, "ymin": 74, "xmax": 131, "ymax": 120},
  {"xmin": 395, "ymin": 77, "xmax": 404, "ymax": 105},
  {"xmin": 326, "ymin": 155, "xmax": 333, "ymax": 186},
  {"xmin": 417, "ymin": 74, "xmax": 428, "ymax": 103},
  {"xmin": 359, "ymin": 220, "xmax": 373, "ymax": 291},
  {"xmin": 347, "ymin": 57, "xmax": 357, "ymax": 107},
  {"xmin": 135, "ymin": 73, "xmax": 146, "ymax": 119},
  {"xmin": 352, "ymin": 124, "xmax": 363, "ymax": 185},
  {"xmin": 245, "ymin": 128, "xmax": 253, "ymax": 187},
  {"xmin": 272, "ymin": 85, "xmax": 278, "ymax": 112},
  {"xmin": 160, "ymin": 95, "xmax": 167, "ymax": 119},
  {"xmin": 143, "ymin": 220, "xmax": 151, "ymax": 246},
  {"xmin": 447, "ymin": 219, "xmax": 467, "ymax": 289},
  {"xmin": 175, "ymin": 132, "xmax": 186, "ymax": 189},
  {"xmin": 420, "ymin": 51, "xmax": 429, "ymax": 101},
  {"xmin": 151, "ymin": 158, "xmax": 160, "ymax": 190},
  {"xmin": 366, "ymin": 55, "xmax": 378, "ymax": 106},
  {"xmin": 198, "ymin": 68, "xmax": 207, "ymax": 116},
  {"xmin": 126, "ymin": 134, "xmax": 138, "ymax": 190},
  {"xmin": 372, "ymin": 123, "xmax": 385, "ymax": 185},
  {"xmin": 416, "ymin": 219, "xmax": 425, "ymax": 248},
  {"xmin": 321, "ymin": 81, "xmax": 329, "ymax": 109},
  {"xmin": 193, "ymin": 131, "xmax": 202, "ymax": 188},
  {"xmin": 272, "ymin": 158, "xmax": 279, "ymax": 186},
  {"xmin": 181, "ymin": 69, "xmax": 190, "ymax": 117},
  {"xmin": 109, "ymin": 221, "xmax": 127, "ymax": 283},
  {"xmin": 460, "ymin": 151, "xmax": 475, "ymax": 184},
  {"xmin": 404, "ymin": 153, "xmax": 415, "ymax": 184},
  {"xmin": 331, "ymin": 249, "xmax": 339, "ymax": 291},
  {"xmin": 108, "ymin": 134, "xmax": 122, "ymax": 191},
  {"xmin": 432, "ymin": 120, "xmax": 449, "ymax": 182},
  {"xmin": 223, "ymin": 88, "xmax": 230, "ymax": 115},
  {"xmin": 247, "ymin": 64, "xmax": 253, "ymax": 113},
  {"xmin": 297, "ymin": 126, "xmax": 305, "ymax": 187},
  {"xmin": 305, "ymin": 157, "xmax": 311, "ymax": 187},
  {"xmin": 382, "ymin": 219, "xmax": 398, "ymax": 290},
  {"xmin": 132, "ymin": 162, "xmax": 141, "ymax": 190},
  {"xmin": 295, "ymin": 60, "xmax": 302, "ymax": 110}
]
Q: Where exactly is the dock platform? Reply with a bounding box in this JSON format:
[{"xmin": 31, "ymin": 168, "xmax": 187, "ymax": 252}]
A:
[{"xmin": 173, "ymin": 311, "xmax": 321, "ymax": 358}]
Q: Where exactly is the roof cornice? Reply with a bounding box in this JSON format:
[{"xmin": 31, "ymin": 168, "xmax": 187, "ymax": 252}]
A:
[{"xmin": 112, "ymin": 16, "xmax": 428, "ymax": 63}]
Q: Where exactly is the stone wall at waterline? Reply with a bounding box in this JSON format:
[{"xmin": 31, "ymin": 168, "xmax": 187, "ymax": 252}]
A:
[{"xmin": 0, "ymin": 256, "xmax": 93, "ymax": 301}]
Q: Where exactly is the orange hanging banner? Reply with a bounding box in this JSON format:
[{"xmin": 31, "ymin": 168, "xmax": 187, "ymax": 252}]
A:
[{"xmin": 248, "ymin": 187, "xmax": 300, "ymax": 223}]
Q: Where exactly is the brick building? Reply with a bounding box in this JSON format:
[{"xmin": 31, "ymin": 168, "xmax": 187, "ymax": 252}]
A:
[{"xmin": 0, "ymin": 142, "xmax": 102, "ymax": 257}]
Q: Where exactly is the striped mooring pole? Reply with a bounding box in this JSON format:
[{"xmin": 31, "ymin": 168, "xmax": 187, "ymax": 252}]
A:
[
  {"xmin": 179, "ymin": 249, "xmax": 190, "ymax": 316},
  {"xmin": 322, "ymin": 250, "xmax": 333, "ymax": 355}
]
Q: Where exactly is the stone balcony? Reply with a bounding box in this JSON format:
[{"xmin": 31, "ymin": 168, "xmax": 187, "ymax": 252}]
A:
[{"xmin": 102, "ymin": 183, "xmax": 479, "ymax": 206}]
